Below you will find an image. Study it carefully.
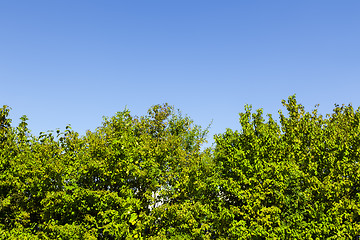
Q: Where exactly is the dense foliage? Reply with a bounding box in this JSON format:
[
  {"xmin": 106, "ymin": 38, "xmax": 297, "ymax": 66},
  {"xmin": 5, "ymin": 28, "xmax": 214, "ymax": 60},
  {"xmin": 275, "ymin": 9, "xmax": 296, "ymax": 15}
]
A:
[{"xmin": 1, "ymin": 96, "xmax": 360, "ymax": 239}]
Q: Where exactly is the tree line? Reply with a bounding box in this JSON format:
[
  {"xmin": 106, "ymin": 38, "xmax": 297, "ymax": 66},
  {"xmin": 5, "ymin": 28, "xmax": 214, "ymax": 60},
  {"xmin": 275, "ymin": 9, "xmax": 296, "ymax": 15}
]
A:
[{"xmin": 1, "ymin": 96, "xmax": 360, "ymax": 239}]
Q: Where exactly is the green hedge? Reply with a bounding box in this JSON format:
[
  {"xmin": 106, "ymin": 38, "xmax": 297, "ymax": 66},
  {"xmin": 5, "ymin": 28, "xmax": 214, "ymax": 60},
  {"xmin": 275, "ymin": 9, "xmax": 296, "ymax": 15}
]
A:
[{"xmin": 1, "ymin": 96, "xmax": 360, "ymax": 239}]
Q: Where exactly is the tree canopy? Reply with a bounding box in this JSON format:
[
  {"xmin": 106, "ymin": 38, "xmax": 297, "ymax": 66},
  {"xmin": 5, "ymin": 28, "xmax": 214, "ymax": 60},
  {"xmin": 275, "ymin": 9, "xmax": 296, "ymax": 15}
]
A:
[{"xmin": 1, "ymin": 96, "xmax": 360, "ymax": 239}]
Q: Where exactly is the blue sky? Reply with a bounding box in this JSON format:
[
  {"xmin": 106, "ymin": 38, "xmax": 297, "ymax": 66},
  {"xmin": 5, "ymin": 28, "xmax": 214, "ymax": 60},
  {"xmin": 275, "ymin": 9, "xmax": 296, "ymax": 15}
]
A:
[{"xmin": 1, "ymin": 1, "xmax": 359, "ymax": 147}]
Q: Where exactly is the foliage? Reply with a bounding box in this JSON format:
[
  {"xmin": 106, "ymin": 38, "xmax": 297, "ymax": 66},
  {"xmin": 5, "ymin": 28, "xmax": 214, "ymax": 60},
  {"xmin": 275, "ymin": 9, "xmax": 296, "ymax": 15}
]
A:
[
  {"xmin": 213, "ymin": 95, "xmax": 360, "ymax": 239},
  {"xmin": 1, "ymin": 96, "xmax": 360, "ymax": 239},
  {"xmin": 0, "ymin": 104, "xmax": 212, "ymax": 239}
]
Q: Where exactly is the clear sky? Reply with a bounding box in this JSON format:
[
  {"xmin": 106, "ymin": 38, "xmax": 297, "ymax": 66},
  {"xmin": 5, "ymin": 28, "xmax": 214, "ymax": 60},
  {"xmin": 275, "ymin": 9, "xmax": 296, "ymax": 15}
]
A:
[{"xmin": 1, "ymin": 1, "xmax": 359, "ymax": 147}]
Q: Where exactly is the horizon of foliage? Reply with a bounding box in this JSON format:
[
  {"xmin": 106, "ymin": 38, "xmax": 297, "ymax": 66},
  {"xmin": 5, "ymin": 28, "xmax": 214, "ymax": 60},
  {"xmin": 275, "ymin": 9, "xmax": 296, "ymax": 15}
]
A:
[{"xmin": 1, "ymin": 96, "xmax": 360, "ymax": 239}]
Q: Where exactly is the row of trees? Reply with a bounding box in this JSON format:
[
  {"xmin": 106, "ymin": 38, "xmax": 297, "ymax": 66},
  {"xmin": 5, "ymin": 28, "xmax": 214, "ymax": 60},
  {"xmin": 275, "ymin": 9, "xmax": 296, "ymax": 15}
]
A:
[{"xmin": 1, "ymin": 96, "xmax": 360, "ymax": 239}]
